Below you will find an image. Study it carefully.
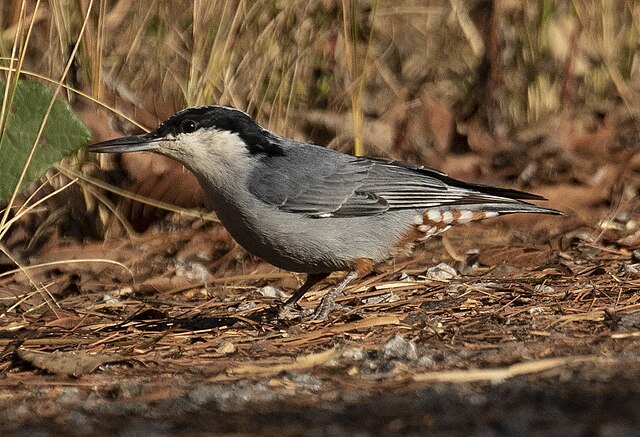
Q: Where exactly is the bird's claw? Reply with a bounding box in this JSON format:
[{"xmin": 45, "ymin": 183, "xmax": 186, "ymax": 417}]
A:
[
  {"xmin": 309, "ymin": 295, "xmax": 341, "ymax": 320},
  {"xmin": 275, "ymin": 297, "xmax": 341, "ymax": 321},
  {"xmin": 276, "ymin": 304, "xmax": 302, "ymax": 320}
]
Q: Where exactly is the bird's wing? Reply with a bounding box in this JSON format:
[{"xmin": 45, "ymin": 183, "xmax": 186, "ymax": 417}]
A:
[
  {"xmin": 247, "ymin": 146, "xmax": 389, "ymax": 217},
  {"xmin": 356, "ymin": 157, "xmax": 547, "ymax": 209},
  {"xmin": 247, "ymin": 145, "xmax": 552, "ymax": 218}
]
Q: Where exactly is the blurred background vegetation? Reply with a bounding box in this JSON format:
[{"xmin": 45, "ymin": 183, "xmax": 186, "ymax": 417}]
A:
[{"xmin": 0, "ymin": 0, "xmax": 639, "ymax": 239}]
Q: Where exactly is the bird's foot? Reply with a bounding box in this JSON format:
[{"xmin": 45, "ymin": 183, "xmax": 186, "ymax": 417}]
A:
[
  {"xmin": 308, "ymin": 270, "xmax": 358, "ymax": 320},
  {"xmin": 276, "ymin": 303, "xmax": 304, "ymax": 321},
  {"xmin": 309, "ymin": 293, "xmax": 341, "ymax": 320}
]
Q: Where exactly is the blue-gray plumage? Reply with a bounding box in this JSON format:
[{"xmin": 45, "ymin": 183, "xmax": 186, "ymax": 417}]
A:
[{"xmin": 89, "ymin": 106, "xmax": 561, "ymax": 318}]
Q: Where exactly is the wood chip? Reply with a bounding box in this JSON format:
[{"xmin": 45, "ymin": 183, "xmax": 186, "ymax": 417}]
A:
[{"xmin": 226, "ymin": 347, "xmax": 339, "ymax": 376}]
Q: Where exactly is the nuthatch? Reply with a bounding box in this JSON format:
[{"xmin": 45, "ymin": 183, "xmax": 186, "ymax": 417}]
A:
[{"xmin": 89, "ymin": 106, "xmax": 561, "ymax": 318}]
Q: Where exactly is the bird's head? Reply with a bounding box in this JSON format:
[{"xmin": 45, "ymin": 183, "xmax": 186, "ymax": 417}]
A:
[{"xmin": 88, "ymin": 106, "xmax": 284, "ymax": 176}]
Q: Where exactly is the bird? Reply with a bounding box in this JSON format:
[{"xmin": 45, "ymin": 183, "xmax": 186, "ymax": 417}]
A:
[{"xmin": 88, "ymin": 105, "xmax": 561, "ymax": 319}]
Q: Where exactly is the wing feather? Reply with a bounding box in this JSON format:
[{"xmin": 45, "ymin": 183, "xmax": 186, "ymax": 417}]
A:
[{"xmin": 247, "ymin": 142, "xmax": 551, "ymax": 217}]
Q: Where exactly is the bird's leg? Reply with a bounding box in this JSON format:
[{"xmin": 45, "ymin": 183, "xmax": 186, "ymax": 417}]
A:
[
  {"xmin": 311, "ymin": 270, "xmax": 358, "ymax": 320},
  {"xmin": 283, "ymin": 272, "xmax": 330, "ymax": 307},
  {"xmin": 276, "ymin": 272, "xmax": 329, "ymax": 320}
]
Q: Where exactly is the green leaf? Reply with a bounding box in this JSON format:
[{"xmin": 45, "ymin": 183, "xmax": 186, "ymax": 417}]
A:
[{"xmin": 0, "ymin": 80, "xmax": 91, "ymax": 201}]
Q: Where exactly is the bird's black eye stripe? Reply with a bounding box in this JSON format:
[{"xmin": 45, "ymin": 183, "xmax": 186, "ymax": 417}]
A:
[
  {"xmin": 156, "ymin": 107, "xmax": 284, "ymax": 156},
  {"xmin": 180, "ymin": 119, "xmax": 197, "ymax": 134}
]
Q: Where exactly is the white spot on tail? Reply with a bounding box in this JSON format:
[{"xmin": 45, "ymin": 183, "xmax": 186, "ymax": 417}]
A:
[
  {"xmin": 427, "ymin": 210, "xmax": 442, "ymax": 222},
  {"xmin": 442, "ymin": 211, "xmax": 454, "ymax": 224},
  {"xmin": 412, "ymin": 214, "xmax": 423, "ymax": 225},
  {"xmin": 483, "ymin": 211, "xmax": 499, "ymax": 219},
  {"xmin": 458, "ymin": 211, "xmax": 473, "ymax": 223},
  {"xmin": 417, "ymin": 225, "xmax": 431, "ymax": 233},
  {"xmin": 417, "ymin": 224, "xmax": 451, "ymax": 241}
]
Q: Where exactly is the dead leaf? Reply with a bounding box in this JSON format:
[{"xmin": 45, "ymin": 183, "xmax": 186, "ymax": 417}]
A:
[
  {"xmin": 618, "ymin": 229, "xmax": 640, "ymax": 247},
  {"xmin": 136, "ymin": 276, "xmax": 196, "ymax": 294},
  {"xmin": 17, "ymin": 349, "xmax": 127, "ymax": 377},
  {"xmin": 568, "ymin": 116, "xmax": 615, "ymax": 158},
  {"xmin": 216, "ymin": 341, "xmax": 236, "ymax": 355},
  {"xmin": 422, "ymin": 97, "xmax": 455, "ymax": 152}
]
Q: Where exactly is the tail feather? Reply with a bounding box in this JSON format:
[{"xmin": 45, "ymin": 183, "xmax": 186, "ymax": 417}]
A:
[
  {"xmin": 423, "ymin": 201, "xmax": 562, "ymax": 217},
  {"xmin": 469, "ymin": 202, "xmax": 562, "ymax": 216}
]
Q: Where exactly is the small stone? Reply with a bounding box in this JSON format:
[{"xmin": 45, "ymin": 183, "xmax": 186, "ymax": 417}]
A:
[
  {"xmin": 632, "ymin": 250, "xmax": 640, "ymax": 264},
  {"xmin": 362, "ymin": 295, "xmax": 386, "ymax": 305},
  {"xmin": 615, "ymin": 212, "xmax": 631, "ymax": 223},
  {"xmin": 216, "ymin": 341, "xmax": 236, "ymax": 355},
  {"xmin": 174, "ymin": 259, "xmax": 211, "ymax": 282},
  {"xmin": 387, "ymin": 293, "xmax": 401, "ymax": 303},
  {"xmin": 534, "ymin": 284, "xmax": 555, "ymax": 294},
  {"xmin": 362, "ymin": 292, "xmax": 400, "ymax": 305},
  {"xmin": 342, "ymin": 348, "xmax": 367, "ymax": 361},
  {"xmin": 620, "ymin": 264, "xmax": 639, "ymax": 276},
  {"xmin": 277, "ymin": 305, "xmax": 301, "ymax": 320},
  {"xmin": 417, "ymin": 354, "xmax": 436, "ymax": 368},
  {"xmin": 256, "ymin": 285, "xmax": 288, "ymax": 298},
  {"xmin": 398, "ymin": 272, "xmax": 416, "ymax": 281},
  {"xmin": 290, "ymin": 374, "xmax": 322, "ymax": 392},
  {"xmin": 619, "ymin": 312, "xmax": 640, "ymax": 329},
  {"xmin": 426, "ymin": 320, "xmax": 445, "ymax": 335},
  {"xmin": 446, "ymin": 284, "xmax": 467, "ymax": 296},
  {"xmin": 101, "ymin": 293, "xmax": 119, "ymax": 304},
  {"xmin": 528, "ymin": 307, "xmax": 545, "ymax": 316},
  {"xmin": 424, "ymin": 263, "xmax": 457, "ymax": 281},
  {"xmin": 236, "ymin": 302, "xmax": 256, "ymax": 311},
  {"xmin": 381, "ymin": 334, "xmax": 418, "ymax": 361}
]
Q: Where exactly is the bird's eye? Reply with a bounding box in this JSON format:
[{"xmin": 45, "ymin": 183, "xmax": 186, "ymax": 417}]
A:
[{"xmin": 180, "ymin": 120, "xmax": 197, "ymax": 134}]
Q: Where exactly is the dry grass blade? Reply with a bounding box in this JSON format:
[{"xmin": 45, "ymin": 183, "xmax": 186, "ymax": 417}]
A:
[
  {"xmin": 0, "ymin": 0, "xmax": 37, "ymax": 205},
  {"xmin": 0, "ymin": 175, "xmax": 77, "ymax": 241},
  {"xmin": 413, "ymin": 356, "xmax": 601, "ymax": 383},
  {"xmin": 1, "ymin": 0, "xmax": 92, "ymax": 240},
  {"xmin": 0, "ymin": 4, "xmax": 24, "ymax": 149},
  {"xmin": 0, "ymin": 258, "xmax": 133, "ymax": 281},
  {"xmin": 0, "ymin": 242, "xmax": 58, "ymax": 317},
  {"xmin": 56, "ymin": 165, "xmax": 219, "ymax": 223},
  {"xmin": 0, "ymin": 66, "xmax": 146, "ymax": 129}
]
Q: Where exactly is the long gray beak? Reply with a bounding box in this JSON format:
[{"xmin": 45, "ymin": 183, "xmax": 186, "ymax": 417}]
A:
[{"xmin": 88, "ymin": 133, "xmax": 162, "ymax": 153}]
